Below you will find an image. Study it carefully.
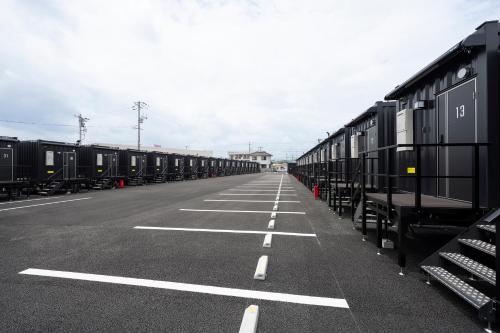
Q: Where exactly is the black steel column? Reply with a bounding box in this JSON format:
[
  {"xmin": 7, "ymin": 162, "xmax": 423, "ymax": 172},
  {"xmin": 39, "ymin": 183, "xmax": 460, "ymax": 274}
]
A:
[{"xmin": 361, "ymin": 153, "xmax": 367, "ymax": 239}]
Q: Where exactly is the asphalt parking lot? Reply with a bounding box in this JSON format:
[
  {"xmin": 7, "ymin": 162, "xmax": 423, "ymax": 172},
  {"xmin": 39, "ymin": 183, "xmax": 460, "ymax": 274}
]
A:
[{"xmin": 0, "ymin": 174, "xmax": 485, "ymax": 332}]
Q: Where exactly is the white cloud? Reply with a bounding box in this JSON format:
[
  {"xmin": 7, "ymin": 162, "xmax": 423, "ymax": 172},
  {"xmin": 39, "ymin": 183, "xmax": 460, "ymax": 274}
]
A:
[{"xmin": 0, "ymin": 0, "xmax": 499, "ymax": 159}]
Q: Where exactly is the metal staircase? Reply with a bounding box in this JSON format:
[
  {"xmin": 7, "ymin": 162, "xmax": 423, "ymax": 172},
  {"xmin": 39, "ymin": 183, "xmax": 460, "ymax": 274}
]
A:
[
  {"xmin": 39, "ymin": 180, "xmax": 66, "ymax": 196},
  {"xmin": 92, "ymin": 178, "xmax": 114, "ymax": 190},
  {"xmin": 420, "ymin": 208, "xmax": 499, "ymax": 329}
]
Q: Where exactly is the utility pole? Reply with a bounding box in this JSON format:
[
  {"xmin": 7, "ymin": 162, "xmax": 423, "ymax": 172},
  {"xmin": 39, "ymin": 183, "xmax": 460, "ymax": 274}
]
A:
[
  {"xmin": 248, "ymin": 141, "xmax": 252, "ymax": 153},
  {"xmin": 132, "ymin": 101, "xmax": 148, "ymax": 150},
  {"xmin": 258, "ymin": 146, "xmax": 263, "ymax": 152},
  {"xmin": 74, "ymin": 113, "xmax": 89, "ymax": 145}
]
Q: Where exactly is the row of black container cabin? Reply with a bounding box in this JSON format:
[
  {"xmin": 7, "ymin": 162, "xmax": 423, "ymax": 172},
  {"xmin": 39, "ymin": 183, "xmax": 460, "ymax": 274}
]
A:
[
  {"xmin": 294, "ymin": 21, "xmax": 500, "ymax": 326},
  {"xmin": 0, "ymin": 139, "xmax": 260, "ymax": 195}
]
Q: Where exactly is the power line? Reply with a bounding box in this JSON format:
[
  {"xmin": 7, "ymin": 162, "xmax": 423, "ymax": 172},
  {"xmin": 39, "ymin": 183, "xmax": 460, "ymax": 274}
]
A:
[{"xmin": 0, "ymin": 119, "xmax": 132, "ymax": 129}]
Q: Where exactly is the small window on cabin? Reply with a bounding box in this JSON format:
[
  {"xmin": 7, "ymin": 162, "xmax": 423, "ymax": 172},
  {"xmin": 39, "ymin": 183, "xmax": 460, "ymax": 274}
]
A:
[
  {"xmin": 175, "ymin": 159, "xmax": 179, "ymax": 167},
  {"xmin": 131, "ymin": 156, "xmax": 136, "ymax": 167},
  {"xmin": 45, "ymin": 151, "xmax": 54, "ymax": 166},
  {"xmin": 156, "ymin": 157, "xmax": 160, "ymax": 166},
  {"xmin": 96, "ymin": 153, "xmax": 103, "ymax": 166}
]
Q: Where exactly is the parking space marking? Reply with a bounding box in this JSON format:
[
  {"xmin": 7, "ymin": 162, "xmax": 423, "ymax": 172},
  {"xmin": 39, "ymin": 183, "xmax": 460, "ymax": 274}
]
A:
[
  {"xmin": 237, "ymin": 185, "xmax": 294, "ymax": 188},
  {"xmin": 0, "ymin": 197, "xmax": 92, "ymax": 212},
  {"xmin": 0, "ymin": 196, "xmax": 64, "ymax": 205},
  {"xmin": 19, "ymin": 268, "xmax": 348, "ymax": 308},
  {"xmin": 219, "ymin": 194, "xmax": 297, "ymax": 196},
  {"xmin": 228, "ymin": 189, "xmax": 295, "ymax": 192},
  {"xmin": 134, "ymin": 226, "xmax": 316, "ymax": 237},
  {"xmin": 179, "ymin": 209, "xmax": 305, "ymax": 214},
  {"xmin": 204, "ymin": 200, "xmax": 300, "ymax": 203}
]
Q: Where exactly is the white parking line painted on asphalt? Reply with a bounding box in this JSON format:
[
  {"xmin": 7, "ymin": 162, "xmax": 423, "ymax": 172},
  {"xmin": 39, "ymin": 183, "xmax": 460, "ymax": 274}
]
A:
[
  {"xmin": 179, "ymin": 209, "xmax": 305, "ymax": 215},
  {"xmin": 0, "ymin": 196, "xmax": 64, "ymax": 205},
  {"xmin": 237, "ymin": 185, "xmax": 294, "ymax": 188},
  {"xmin": 228, "ymin": 189, "xmax": 295, "ymax": 192},
  {"xmin": 239, "ymin": 305, "xmax": 259, "ymax": 333},
  {"xmin": 219, "ymin": 194, "xmax": 297, "ymax": 196},
  {"xmin": 238, "ymin": 184, "xmax": 293, "ymax": 186},
  {"xmin": 134, "ymin": 226, "xmax": 316, "ymax": 237},
  {"xmin": 19, "ymin": 268, "xmax": 348, "ymax": 308},
  {"xmin": 0, "ymin": 197, "xmax": 92, "ymax": 212},
  {"xmin": 204, "ymin": 200, "xmax": 300, "ymax": 203}
]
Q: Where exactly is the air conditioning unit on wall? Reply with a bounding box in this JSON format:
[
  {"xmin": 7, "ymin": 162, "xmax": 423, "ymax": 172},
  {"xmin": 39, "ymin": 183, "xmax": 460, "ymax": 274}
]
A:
[{"xmin": 396, "ymin": 109, "xmax": 414, "ymax": 152}]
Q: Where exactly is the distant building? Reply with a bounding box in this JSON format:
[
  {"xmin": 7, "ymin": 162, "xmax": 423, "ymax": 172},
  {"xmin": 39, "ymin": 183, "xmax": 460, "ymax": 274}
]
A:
[
  {"xmin": 271, "ymin": 161, "xmax": 296, "ymax": 173},
  {"xmin": 228, "ymin": 149, "xmax": 272, "ymax": 170}
]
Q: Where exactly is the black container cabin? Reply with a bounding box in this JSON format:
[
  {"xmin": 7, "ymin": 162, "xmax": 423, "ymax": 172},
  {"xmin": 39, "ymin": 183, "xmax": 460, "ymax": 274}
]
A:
[
  {"xmin": 326, "ymin": 128, "xmax": 351, "ymax": 211},
  {"xmin": 220, "ymin": 159, "xmax": 228, "ymax": 176},
  {"xmin": 118, "ymin": 149, "xmax": 147, "ymax": 186},
  {"xmin": 78, "ymin": 145, "xmax": 119, "ymax": 189},
  {"xmin": 197, "ymin": 157, "xmax": 209, "ymax": 179},
  {"xmin": 230, "ymin": 160, "xmax": 237, "ymax": 175},
  {"xmin": 146, "ymin": 151, "xmax": 168, "ymax": 183},
  {"xmin": 0, "ymin": 137, "xmax": 28, "ymax": 198},
  {"xmin": 345, "ymin": 101, "xmax": 396, "ymax": 190},
  {"xmin": 216, "ymin": 159, "xmax": 225, "ymax": 176},
  {"xmin": 183, "ymin": 155, "xmax": 198, "ymax": 180},
  {"xmin": 207, "ymin": 158, "xmax": 217, "ymax": 177},
  {"xmin": 167, "ymin": 153, "xmax": 184, "ymax": 181},
  {"xmin": 18, "ymin": 140, "xmax": 81, "ymax": 195}
]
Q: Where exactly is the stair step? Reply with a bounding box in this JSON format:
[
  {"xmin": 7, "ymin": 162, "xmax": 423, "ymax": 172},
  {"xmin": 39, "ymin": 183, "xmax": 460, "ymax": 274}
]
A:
[
  {"xmin": 459, "ymin": 239, "xmax": 496, "ymax": 257},
  {"xmin": 421, "ymin": 266, "xmax": 490, "ymax": 309},
  {"xmin": 440, "ymin": 252, "xmax": 496, "ymax": 285},
  {"xmin": 477, "ymin": 224, "xmax": 495, "ymax": 234},
  {"xmin": 483, "ymin": 209, "xmax": 500, "ymax": 223}
]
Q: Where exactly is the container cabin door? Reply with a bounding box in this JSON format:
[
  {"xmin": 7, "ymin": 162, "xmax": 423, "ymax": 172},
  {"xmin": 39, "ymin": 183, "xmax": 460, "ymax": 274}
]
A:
[
  {"xmin": 366, "ymin": 126, "xmax": 378, "ymax": 188},
  {"xmin": 63, "ymin": 152, "xmax": 76, "ymax": 180},
  {"xmin": 0, "ymin": 148, "xmax": 13, "ymax": 182},
  {"xmin": 437, "ymin": 78, "xmax": 476, "ymax": 202},
  {"xmin": 109, "ymin": 154, "xmax": 118, "ymax": 177}
]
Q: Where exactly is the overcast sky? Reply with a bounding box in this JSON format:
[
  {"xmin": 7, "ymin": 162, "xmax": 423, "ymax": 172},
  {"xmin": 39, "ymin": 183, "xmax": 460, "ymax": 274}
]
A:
[{"xmin": 1, "ymin": 0, "xmax": 499, "ymax": 159}]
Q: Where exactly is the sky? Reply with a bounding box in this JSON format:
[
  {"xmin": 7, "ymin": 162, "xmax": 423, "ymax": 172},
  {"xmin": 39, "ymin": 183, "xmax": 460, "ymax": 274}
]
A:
[{"xmin": 0, "ymin": 0, "xmax": 499, "ymax": 160}]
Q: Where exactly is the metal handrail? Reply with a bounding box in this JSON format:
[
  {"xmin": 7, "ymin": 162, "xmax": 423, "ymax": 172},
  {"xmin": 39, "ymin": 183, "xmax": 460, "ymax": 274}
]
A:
[{"xmin": 359, "ymin": 142, "xmax": 488, "ymax": 211}]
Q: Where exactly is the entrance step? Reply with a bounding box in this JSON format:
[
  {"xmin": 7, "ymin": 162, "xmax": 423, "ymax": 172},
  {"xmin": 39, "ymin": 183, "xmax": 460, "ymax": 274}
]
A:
[
  {"xmin": 439, "ymin": 252, "xmax": 496, "ymax": 285},
  {"xmin": 458, "ymin": 239, "xmax": 496, "ymax": 257},
  {"xmin": 422, "ymin": 266, "xmax": 490, "ymax": 309}
]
